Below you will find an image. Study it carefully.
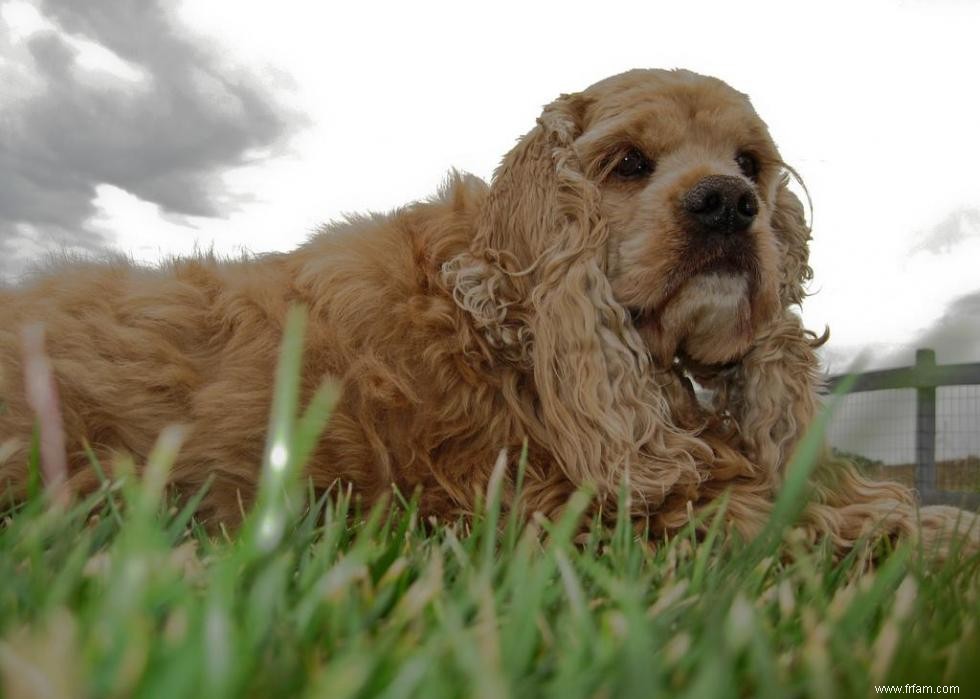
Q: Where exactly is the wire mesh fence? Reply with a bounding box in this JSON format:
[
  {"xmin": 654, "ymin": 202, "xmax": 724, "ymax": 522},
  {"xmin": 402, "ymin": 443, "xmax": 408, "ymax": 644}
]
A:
[
  {"xmin": 935, "ymin": 385, "xmax": 980, "ymax": 492},
  {"xmin": 826, "ymin": 389, "xmax": 915, "ymax": 467},
  {"xmin": 826, "ymin": 349, "xmax": 980, "ymax": 506}
]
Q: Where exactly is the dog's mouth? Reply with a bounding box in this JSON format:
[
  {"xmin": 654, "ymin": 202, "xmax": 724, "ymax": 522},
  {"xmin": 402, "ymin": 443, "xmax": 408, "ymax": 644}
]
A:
[
  {"xmin": 626, "ymin": 233, "xmax": 760, "ymax": 325},
  {"xmin": 626, "ymin": 271, "xmax": 758, "ymax": 366},
  {"xmin": 678, "ymin": 230, "xmax": 759, "ymax": 284},
  {"xmin": 616, "ymin": 218, "xmax": 782, "ymax": 368}
]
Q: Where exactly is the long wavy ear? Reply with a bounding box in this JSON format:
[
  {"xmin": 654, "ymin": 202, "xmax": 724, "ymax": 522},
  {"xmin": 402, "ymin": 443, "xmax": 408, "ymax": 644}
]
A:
[
  {"xmin": 445, "ymin": 93, "xmax": 713, "ymax": 508},
  {"xmin": 719, "ymin": 310, "xmax": 824, "ymax": 486},
  {"xmin": 439, "ymin": 96, "xmax": 588, "ymax": 365},
  {"xmin": 770, "ymin": 174, "xmax": 814, "ymax": 307}
]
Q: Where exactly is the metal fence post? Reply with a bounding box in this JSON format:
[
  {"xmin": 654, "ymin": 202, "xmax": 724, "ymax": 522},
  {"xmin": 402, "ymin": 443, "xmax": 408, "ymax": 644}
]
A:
[{"xmin": 915, "ymin": 348, "xmax": 937, "ymax": 499}]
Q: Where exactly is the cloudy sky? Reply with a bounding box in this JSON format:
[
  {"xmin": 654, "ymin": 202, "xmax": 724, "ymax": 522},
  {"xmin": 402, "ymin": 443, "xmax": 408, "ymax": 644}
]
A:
[{"xmin": 2, "ymin": 0, "xmax": 979, "ymax": 381}]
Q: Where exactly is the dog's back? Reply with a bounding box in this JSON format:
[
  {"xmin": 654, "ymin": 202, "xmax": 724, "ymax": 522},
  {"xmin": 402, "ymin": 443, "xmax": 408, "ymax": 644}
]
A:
[
  {"xmin": 0, "ymin": 255, "xmax": 282, "ymax": 506},
  {"xmin": 0, "ymin": 175, "xmax": 492, "ymax": 520}
]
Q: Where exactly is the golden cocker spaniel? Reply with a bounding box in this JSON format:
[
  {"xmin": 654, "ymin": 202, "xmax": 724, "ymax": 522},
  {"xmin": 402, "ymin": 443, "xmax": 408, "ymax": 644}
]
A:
[{"xmin": 0, "ymin": 69, "xmax": 974, "ymax": 554}]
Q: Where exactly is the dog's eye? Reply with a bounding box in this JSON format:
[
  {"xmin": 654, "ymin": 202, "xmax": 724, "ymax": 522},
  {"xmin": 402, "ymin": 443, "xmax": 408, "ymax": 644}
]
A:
[
  {"xmin": 613, "ymin": 148, "xmax": 653, "ymax": 179},
  {"xmin": 736, "ymin": 152, "xmax": 759, "ymax": 180}
]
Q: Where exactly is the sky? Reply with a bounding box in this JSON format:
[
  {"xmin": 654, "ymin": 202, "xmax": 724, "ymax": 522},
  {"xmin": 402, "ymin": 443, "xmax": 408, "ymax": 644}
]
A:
[{"xmin": 2, "ymin": 0, "xmax": 979, "ymax": 387}]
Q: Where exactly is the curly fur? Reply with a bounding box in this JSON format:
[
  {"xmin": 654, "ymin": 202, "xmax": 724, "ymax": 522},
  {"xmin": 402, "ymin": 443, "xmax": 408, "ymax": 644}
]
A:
[{"xmin": 0, "ymin": 69, "xmax": 975, "ymax": 557}]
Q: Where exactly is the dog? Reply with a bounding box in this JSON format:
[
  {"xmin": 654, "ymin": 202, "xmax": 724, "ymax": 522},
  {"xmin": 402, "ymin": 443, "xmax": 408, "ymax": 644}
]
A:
[{"xmin": 1, "ymin": 69, "xmax": 974, "ymax": 555}]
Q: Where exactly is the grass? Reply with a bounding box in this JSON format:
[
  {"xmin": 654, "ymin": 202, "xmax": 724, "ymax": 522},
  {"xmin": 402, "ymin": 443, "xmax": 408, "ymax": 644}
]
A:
[{"xmin": 1, "ymin": 308, "xmax": 978, "ymax": 698}]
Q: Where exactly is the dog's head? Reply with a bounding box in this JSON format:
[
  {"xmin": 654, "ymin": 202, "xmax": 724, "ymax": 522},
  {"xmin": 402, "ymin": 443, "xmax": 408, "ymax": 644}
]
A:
[
  {"xmin": 461, "ymin": 68, "xmax": 810, "ymax": 370},
  {"xmin": 582, "ymin": 70, "xmax": 789, "ymax": 366}
]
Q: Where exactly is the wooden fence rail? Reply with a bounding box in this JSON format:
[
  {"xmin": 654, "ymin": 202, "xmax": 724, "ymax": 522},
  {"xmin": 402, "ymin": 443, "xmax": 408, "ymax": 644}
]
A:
[{"xmin": 828, "ymin": 348, "xmax": 980, "ymax": 510}]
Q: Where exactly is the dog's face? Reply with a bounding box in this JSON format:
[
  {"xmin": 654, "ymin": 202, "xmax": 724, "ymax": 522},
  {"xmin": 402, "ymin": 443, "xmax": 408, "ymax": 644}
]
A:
[{"xmin": 572, "ymin": 70, "xmax": 784, "ymax": 366}]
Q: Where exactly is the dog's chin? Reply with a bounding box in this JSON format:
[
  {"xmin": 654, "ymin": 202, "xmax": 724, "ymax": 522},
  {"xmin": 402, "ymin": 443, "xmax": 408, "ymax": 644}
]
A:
[{"xmin": 635, "ymin": 273, "xmax": 756, "ymax": 366}]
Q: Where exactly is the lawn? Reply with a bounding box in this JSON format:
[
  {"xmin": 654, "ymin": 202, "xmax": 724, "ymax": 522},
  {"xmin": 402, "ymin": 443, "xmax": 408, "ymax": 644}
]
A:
[{"xmin": 1, "ymin": 309, "xmax": 977, "ymax": 698}]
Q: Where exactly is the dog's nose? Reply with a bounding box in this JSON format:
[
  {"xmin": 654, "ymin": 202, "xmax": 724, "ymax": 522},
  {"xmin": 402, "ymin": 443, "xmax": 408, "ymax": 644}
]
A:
[{"xmin": 682, "ymin": 175, "xmax": 758, "ymax": 235}]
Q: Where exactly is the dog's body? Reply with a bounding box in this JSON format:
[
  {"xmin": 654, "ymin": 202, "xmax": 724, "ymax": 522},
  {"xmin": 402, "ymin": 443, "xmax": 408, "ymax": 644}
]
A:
[
  {"xmin": 0, "ymin": 187, "xmax": 510, "ymax": 520},
  {"xmin": 0, "ymin": 69, "xmax": 975, "ymax": 553}
]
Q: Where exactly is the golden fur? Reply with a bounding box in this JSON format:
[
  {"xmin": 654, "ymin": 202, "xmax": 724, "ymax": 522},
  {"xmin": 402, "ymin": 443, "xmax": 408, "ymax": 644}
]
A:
[{"xmin": 0, "ymin": 69, "xmax": 975, "ymax": 556}]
